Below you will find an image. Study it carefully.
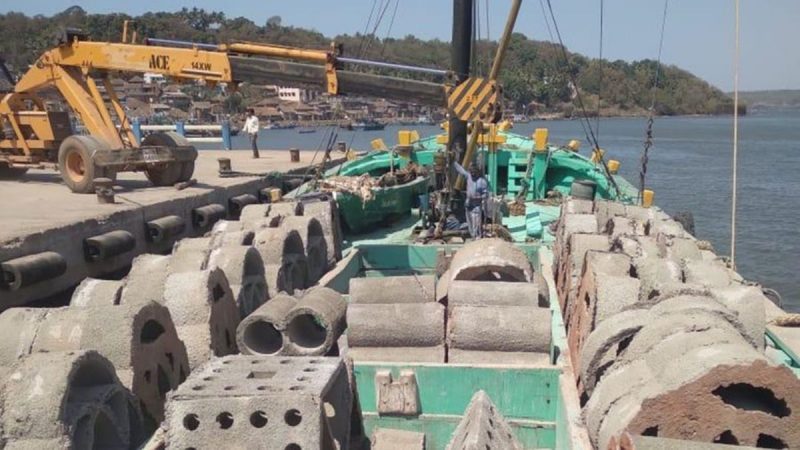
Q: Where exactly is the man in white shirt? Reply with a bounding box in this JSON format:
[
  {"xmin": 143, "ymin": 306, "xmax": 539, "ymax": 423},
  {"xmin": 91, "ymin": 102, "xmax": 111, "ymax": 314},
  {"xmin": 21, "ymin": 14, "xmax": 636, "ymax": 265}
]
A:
[{"xmin": 243, "ymin": 109, "xmax": 260, "ymax": 158}]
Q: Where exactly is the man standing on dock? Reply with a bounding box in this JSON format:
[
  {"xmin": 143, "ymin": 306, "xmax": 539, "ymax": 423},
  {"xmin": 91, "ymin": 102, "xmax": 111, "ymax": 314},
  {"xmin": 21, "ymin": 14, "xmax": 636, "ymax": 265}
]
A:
[
  {"xmin": 454, "ymin": 161, "xmax": 488, "ymax": 239},
  {"xmin": 244, "ymin": 109, "xmax": 260, "ymax": 158}
]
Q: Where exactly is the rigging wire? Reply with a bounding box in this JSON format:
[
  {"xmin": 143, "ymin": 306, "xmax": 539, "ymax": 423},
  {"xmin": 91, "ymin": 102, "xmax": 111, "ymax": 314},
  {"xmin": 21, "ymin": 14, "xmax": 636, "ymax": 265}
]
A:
[
  {"xmin": 731, "ymin": 0, "xmax": 740, "ymax": 266},
  {"xmin": 357, "ymin": 0, "xmax": 380, "ymax": 57},
  {"xmin": 595, "ymin": 0, "xmax": 604, "ymax": 140},
  {"xmin": 637, "ymin": 0, "xmax": 669, "ymax": 204},
  {"xmin": 379, "ymin": 0, "xmax": 401, "ymax": 58},
  {"xmin": 543, "ymin": 0, "xmax": 620, "ymax": 197},
  {"xmin": 485, "ymin": 0, "xmax": 492, "ymax": 77},
  {"xmin": 362, "ymin": 0, "xmax": 393, "ymax": 57},
  {"xmin": 538, "ymin": 0, "xmax": 556, "ymax": 43}
]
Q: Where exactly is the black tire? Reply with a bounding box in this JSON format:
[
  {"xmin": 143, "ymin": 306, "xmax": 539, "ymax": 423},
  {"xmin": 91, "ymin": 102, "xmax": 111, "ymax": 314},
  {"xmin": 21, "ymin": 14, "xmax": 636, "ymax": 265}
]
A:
[
  {"xmin": 58, "ymin": 135, "xmax": 107, "ymax": 193},
  {"xmin": 142, "ymin": 132, "xmax": 193, "ymax": 186},
  {"xmin": 0, "ymin": 163, "xmax": 28, "ymax": 180}
]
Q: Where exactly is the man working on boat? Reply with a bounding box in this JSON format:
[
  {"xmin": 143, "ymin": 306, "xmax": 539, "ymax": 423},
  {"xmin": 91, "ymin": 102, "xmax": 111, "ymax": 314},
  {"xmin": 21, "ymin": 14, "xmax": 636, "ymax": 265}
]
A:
[
  {"xmin": 243, "ymin": 109, "xmax": 260, "ymax": 159},
  {"xmin": 454, "ymin": 161, "xmax": 488, "ymax": 239}
]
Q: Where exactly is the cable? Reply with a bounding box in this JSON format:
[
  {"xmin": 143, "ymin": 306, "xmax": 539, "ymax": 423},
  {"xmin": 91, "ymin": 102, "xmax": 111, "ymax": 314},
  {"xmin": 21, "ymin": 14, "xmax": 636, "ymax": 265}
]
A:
[
  {"xmin": 379, "ymin": 0, "xmax": 400, "ymax": 58},
  {"xmin": 731, "ymin": 0, "xmax": 740, "ymax": 267},
  {"xmin": 595, "ymin": 0, "xmax": 604, "ymax": 141},
  {"xmin": 358, "ymin": 0, "xmax": 380, "ymax": 57}
]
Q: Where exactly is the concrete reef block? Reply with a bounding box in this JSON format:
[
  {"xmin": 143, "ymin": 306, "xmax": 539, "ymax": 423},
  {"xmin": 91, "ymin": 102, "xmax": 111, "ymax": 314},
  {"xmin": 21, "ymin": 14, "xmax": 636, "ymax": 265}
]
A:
[
  {"xmin": 162, "ymin": 268, "xmax": 240, "ymax": 369},
  {"xmin": 447, "ymin": 280, "xmax": 538, "ymax": 308},
  {"xmin": 563, "ymin": 197, "xmax": 594, "ymax": 214},
  {"xmin": 0, "ymin": 251, "xmax": 67, "ymax": 291},
  {"xmin": 278, "ymin": 215, "xmax": 329, "ymax": 285},
  {"xmin": 207, "ymin": 245, "xmax": 268, "ymax": 318},
  {"xmin": 303, "ymin": 197, "xmax": 343, "ymax": 265},
  {"xmin": 70, "ymin": 278, "xmax": 124, "ymax": 308},
  {"xmin": 445, "ymin": 390, "xmax": 522, "ymax": 450},
  {"xmin": 83, "ymin": 230, "xmax": 136, "ymax": 262},
  {"xmin": 371, "ymin": 428, "xmax": 426, "ymax": 450},
  {"xmin": 237, "ymin": 294, "xmax": 298, "ymax": 356},
  {"xmin": 169, "ymin": 236, "xmax": 212, "ymax": 273},
  {"xmin": 682, "ymin": 259, "xmax": 735, "ymax": 288},
  {"xmin": 254, "ymin": 227, "xmax": 308, "ymax": 296},
  {"xmin": 0, "ymin": 350, "xmax": 145, "ymax": 449},
  {"xmin": 710, "ymin": 285, "xmax": 767, "ymax": 350},
  {"xmin": 447, "ymin": 305, "xmax": 551, "ymax": 363},
  {"xmin": 633, "ymin": 256, "xmax": 682, "ymax": 302},
  {"xmin": 284, "ymin": 287, "xmax": 347, "ymax": 356},
  {"xmin": 349, "ymin": 275, "xmax": 436, "ymax": 304},
  {"xmin": 603, "ymin": 216, "xmax": 646, "ymax": 239},
  {"xmin": 449, "ymin": 238, "xmax": 534, "ymax": 282},
  {"xmin": 555, "ymin": 233, "xmax": 610, "ymax": 313},
  {"xmin": 611, "ymin": 433, "xmax": 759, "ymax": 450},
  {"xmin": 0, "ymin": 301, "xmax": 189, "ymax": 426},
  {"xmin": 164, "ymin": 355, "xmax": 352, "ymax": 450},
  {"xmin": 347, "ymin": 302, "xmax": 445, "ymax": 362},
  {"xmin": 121, "ymin": 254, "xmax": 171, "ymax": 305}
]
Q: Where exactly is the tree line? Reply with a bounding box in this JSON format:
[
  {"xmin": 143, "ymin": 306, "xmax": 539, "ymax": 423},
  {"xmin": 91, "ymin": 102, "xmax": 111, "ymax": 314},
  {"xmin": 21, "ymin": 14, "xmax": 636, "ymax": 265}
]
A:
[{"xmin": 0, "ymin": 6, "xmax": 739, "ymax": 116}]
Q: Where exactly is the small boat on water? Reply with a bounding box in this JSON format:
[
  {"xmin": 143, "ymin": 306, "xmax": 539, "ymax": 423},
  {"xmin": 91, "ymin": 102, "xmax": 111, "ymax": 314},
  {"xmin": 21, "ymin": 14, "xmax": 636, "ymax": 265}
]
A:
[
  {"xmin": 263, "ymin": 122, "xmax": 296, "ymax": 130},
  {"xmin": 297, "ymin": 127, "xmax": 317, "ymax": 134},
  {"xmin": 341, "ymin": 119, "xmax": 386, "ymax": 131}
]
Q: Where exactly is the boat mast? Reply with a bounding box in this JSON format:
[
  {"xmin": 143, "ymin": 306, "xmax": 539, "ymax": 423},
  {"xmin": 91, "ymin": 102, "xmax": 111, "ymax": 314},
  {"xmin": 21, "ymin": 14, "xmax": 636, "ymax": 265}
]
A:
[{"xmin": 449, "ymin": 0, "xmax": 473, "ymax": 161}]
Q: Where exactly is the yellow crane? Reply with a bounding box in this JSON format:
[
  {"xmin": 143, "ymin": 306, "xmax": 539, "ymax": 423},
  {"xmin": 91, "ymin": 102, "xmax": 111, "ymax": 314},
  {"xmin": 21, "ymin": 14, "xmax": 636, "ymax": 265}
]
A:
[{"xmin": 0, "ymin": 24, "xmax": 503, "ymax": 193}]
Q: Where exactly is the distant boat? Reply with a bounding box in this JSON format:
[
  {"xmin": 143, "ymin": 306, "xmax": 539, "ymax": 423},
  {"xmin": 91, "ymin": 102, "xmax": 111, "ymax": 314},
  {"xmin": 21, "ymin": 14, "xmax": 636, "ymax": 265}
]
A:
[
  {"xmin": 351, "ymin": 120, "xmax": 385, "ymax": 131},
  {"xmin": 297, "ymin": 127, "xmax": 317, "ymax": 134},
  {"xmin": 263, "ymin": 123, "xmax": 296, "ymax": 130}
]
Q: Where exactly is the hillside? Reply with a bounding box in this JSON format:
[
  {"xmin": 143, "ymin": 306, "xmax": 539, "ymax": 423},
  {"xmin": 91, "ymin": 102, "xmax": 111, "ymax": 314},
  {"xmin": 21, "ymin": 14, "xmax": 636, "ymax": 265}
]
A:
[
  {"xmin": 0, "ymin": 6, "xmax": 738, "ymax": 117},
  {"xmin": 735, "ymin": 90, "xmax": 800, "ymax": 109}
]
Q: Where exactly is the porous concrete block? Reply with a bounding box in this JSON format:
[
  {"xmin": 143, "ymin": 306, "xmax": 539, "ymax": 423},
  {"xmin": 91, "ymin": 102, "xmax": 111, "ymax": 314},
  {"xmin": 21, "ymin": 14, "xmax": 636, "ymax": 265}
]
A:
[
  {"xmin": 121, "ymin": 254, "xmax": 171, "ymax": 305},
  {"xmin": 563, "ymin": 197, "xmax": 594, "ymax": 214},
  {"xmin": 612, "ymin": 433, "xmax": 759, "ymax": 450},
  {"xmin": 447, "ymin": 280, "xmax": 538, "ymax": 308},
  {"xmin": 633, "ymin": 256, "xmax": 682, "ymax": 302},
  {"xmin": 237, "ymin": 293, "xmax": 297, "ymax": 355},
  {"xmin": 656, "ymin": 234, "xmax": 702, "ymax": 264},
  {"xmin": 0, "ymin": 350, "xmax": 145, "ymax": 449},
  {"xmin": 284, "ymin": 286, "xmax": 347, "ymax": 356},
  {"xmin": 162, "ymin": 268, "xmax": 240, "ymax": 369},
  {"xmin": 278, "ymin": 215, "xmax": 329, "ymax": 284},
  {"xmin": 710, "ymin": 285, "xmax": 767, "ymax": 350},
  {"xmin": 164, "ymin": 355, "xmax": 352, "ymax": 450},
  {"xmin": 303, "ymin": 198, "xmax": 343, "ymax": 265},
  {"xmin": 254, "ymin": 227, "xmax": 309, "ymax": 296},
  {"xmin": 449, "ymin": 238, "xmax": 533, "ymax": 282},
  {"xmin": 371, "ymin": 428, "xmax": 426, "ymax": 450},
  {"xmin": 169, "ymin": 237, "xmax": 213, "ymax": 273},
  {"xmin": 349, "ymin": 275, "xmax": 436, "ymax": 304},
  {"xmin": 207, "ymin": 245, "xmax": 268, "ymax": 318},
  {"xmin": 347, "ymin": 303, "xmax": 445, "ymax": 363},
  {"xmin": 603, "ymin": 216, "xmax": 646, "ymax": 239},
  {"xmin": 70, "ymin": 278, "xmax": 123, "ymax": 307},
  {"xmin": 445, "ymin": 390, "xmax": 522, "ymax": 450},
  {"xmin": 682, "ymin": 259, "xmax": 734, "ymax": 288},
  {"xmin": 555, "ymin": 234, "xmax": 610, "ymax": 316},
  {"xmin": 593, "ymin": 199, "xmax": 628, "ymax": 228}
]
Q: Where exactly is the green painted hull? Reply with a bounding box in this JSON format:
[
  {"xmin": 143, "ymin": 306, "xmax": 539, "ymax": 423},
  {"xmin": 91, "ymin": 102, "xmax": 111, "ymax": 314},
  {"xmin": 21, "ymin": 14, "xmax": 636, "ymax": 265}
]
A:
[{"xmin": 334, "ymin": 175, "xmax": 429, "ymax": 234}]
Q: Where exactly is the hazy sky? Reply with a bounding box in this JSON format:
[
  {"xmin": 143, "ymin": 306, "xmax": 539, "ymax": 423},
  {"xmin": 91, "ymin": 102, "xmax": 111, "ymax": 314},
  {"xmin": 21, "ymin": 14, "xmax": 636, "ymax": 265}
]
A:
[{"xmin": 2, "ymin": 1, "xmax": 797, "ymax": 91}]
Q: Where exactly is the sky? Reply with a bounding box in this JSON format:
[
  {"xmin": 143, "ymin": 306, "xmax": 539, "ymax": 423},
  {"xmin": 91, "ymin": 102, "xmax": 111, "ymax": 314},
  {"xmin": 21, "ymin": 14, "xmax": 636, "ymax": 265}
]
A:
[{"xmin": 1, "ymin": 1, "xmax": 797, "ymax": 91}]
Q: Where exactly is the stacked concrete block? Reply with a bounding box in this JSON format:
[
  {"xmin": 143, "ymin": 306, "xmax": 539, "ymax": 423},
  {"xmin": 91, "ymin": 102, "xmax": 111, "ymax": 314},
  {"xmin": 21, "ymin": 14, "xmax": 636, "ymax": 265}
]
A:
[
  {"xmin": 0, "ymin": 350, "xmax": 145, "ymax": 449},
  {"xmin": 70, "ymin": 277, "xmax": 124, "ymax": 307},
  {"xmin": 609, "ymin": 433, "xmax": 759, "ymax": 450},
  {"xmin": 447, "ymin": 280, "xmax": 537, "ymax": 307},
  {"xmin": 553, "ymin": 198, "xmax": 800, "ymax": 448},
  {"xmin": 254, "ymin": 226, "xmax": 309, "ymax": 297},
  {"xmin": 163, "ymin": 355, "xmax": 352, "ymax": 450},
  {"xmin": 371, "ymin": 428, "xmax": 426, "ymax": 450},
  {"xmin": 448, "ymin": 238, "xmax": 534, "ymax": 282},
  {"xmin": 349, "ymin": 275, "xmax": 436, "ymax": 304},
  {"xmin": 237, "ymin": 288, "xmax": 347, "ymax": 357},
  {"xmin": 445, "ymin": 390, "xmax": 522, "ymax": 450},
  {"xmin": 0, "ymin": 300, "xmax": 190, "ymax": 426},
  {"xmin": 347, "ymin": 302, "xmax": 445, "ymax": 362},
  {"xmin": 302, "ymin": 196, "xmax": 344, "ymax": 266},
  {"xmin": 275, "ymin": 215, "xmax": 329, "ymax": 285}
]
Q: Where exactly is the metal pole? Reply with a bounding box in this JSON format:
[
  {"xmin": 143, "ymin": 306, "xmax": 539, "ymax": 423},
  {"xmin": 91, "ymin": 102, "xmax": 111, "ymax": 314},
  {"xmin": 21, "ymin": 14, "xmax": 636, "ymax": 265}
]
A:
[
  {"xmin": 489, "ymin": 0, "xmax": 522, "ymax": 81},
  {"xmin": 337, "ymin": 57, "xmax": 449, "ymax": 77},
  {"xmin": 448, "ymin": 0, "xmax": 473, "ymax": 162}
]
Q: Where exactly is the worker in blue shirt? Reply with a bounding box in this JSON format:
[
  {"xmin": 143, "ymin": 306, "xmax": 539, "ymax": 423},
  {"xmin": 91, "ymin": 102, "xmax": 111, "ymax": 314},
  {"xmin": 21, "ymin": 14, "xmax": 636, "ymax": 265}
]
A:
[{"xmin": 454, "ymin": 161, "xmax": 489, "ymax": 239}]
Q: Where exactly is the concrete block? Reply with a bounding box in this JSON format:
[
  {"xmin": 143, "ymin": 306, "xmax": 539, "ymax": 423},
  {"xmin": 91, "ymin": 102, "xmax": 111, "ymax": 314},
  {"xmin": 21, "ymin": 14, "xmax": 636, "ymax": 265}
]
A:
[
  {"xmin": 164, "ymin": 355, "xmax": 351, "ymax": 450},
  {"xmin": 0, "ymin": 350, "xmax": 145, "ymax": 449},
  {"xmin": 593, "ymin": 199, "xmax": 628, "ymax": 228},
  {"xmin": 656, "ymin": 234, "xmax": 702, "ymax": 264},
  {"xmin": 278, "ymin": 215, "xmax": 329, "ymax": 284},
  {"xmin": 162, "ymin": 268, "xmax": 240, "ymax": 369},
  {"xmin": 237, "ymin": 294, "xmax": 298, "ymax": 356},
  {"xmin": 349, "ymin": 275, "xmax": 436, "ymax": 304},
  {"xmin": 121, "ymin": 254, "xmax": 170, "ymax": 305},
  {"xmin": 555, "ymin": 234, "xmax": 610, "ymax": 318},
  {"xmin": 447, "ymin": 305, "xmax": 551, "ymax": 353},
  {"xmin": 284, "ymin": 287, "xmax": 347, "ymax": 356},
  {"xmin": 371, "ymin": 428, "xmax": 425, "ymax": 450},
  {"xmin": 612, "ymin": 433, "xmax": 760, "ymax": 450},
  {"xmin": 207, "ymin": 245, "xmax": 268, "ymax": 318},
  {"xmin": 710, "ymin": 285, "xmax": 767, "ymax": 350},
  {"xmin": 603, "ymin": 216, "xmax": 646, "ymax": 239},
  {"xmin": 303, "ymin": 197, "xmax": 343, "ymax": 266},
  {"xmin": 347, "ymin": 303, "xmax": 445, "ymax": 363},
  {"xmin": 448, "ymin": 238, "xmax": 533, "ymax": 282},
  {"xmin": 445, "ymin": 390, "xmax": 522, "ymax": 450},
  {"xmin": 70, "ymin": 278, "xmax": 123, "ymax": 307},
  {"xmin": 254, "ymin": 227, "xmax": 308, "ymax": 296},
  {"xmin": 447, "ymin": 280, "xmax": 538, "ymax": 308},
  {"xmin": 169, "ymin": 236, "xmax": 213, "ymax": 273},
  {"xmin": 683, "ymin": 259, "xmax": 734, "ymax": 288},
  {"xmin": 634, "ymin": 256, "xmax": 682, "ymax": 302},
  {"xmin": 563, "ymin": 197, "xmax": 595, "ymax": 214}
]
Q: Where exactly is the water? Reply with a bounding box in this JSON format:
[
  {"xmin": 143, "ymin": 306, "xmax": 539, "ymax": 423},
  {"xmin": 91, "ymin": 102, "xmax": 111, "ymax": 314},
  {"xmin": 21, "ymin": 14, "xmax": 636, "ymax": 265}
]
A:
[{"xmin": 212, "ymin": 110, "xmax": 800, "ymax": 312}]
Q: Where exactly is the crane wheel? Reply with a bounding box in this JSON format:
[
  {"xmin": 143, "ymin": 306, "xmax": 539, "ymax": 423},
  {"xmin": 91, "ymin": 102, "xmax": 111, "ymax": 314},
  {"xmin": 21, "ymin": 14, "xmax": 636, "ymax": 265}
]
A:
[
  {"xmin": 142, "ymin": 132, "xmax": 195, "ymax": 185},
  {"xmin": 58, "ymin": 135, "xmax": 108, "ymax": 193},
  {"xmin": 0, "ymin": 163, "xmax": 28, "ymax": 180}
]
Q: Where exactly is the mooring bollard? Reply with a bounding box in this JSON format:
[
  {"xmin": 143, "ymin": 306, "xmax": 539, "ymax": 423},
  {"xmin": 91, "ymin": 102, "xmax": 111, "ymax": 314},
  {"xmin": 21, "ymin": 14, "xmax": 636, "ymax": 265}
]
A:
[
  {"xmin": 217, "ymin": 157, "xmax": 232, "ymax": 174},
  {"xmin": 289, "ymin": 148, "xmax": 300, "ymax": 162},
  {"xmin": 94, "ymin": 178, "xmax": 114, "ymax": 204}
]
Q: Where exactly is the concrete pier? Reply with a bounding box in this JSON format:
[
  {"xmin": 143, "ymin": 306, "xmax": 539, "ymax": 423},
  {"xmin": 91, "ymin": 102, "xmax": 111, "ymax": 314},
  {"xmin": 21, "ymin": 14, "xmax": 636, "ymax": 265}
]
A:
[{"xmin": 0, "ymin": 150, "xmax": 322, "ymax": 308}]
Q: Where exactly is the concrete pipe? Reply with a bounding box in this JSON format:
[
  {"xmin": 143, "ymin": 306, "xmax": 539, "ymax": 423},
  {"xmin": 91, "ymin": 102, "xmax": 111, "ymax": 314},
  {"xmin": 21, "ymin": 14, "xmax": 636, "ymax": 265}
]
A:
[
  {"xmin": 84, "ymin": 230, "xmax": 136, "ymax": 262},
  {"xmin": 236, "ymin": 294, "xmax": 297, "ymax": 355},
  {"xmin": 0, "ymin": 251, "xmax": 67, "ymax": 291},
  {"xmin": 284, "ymin": 287, "xmax": 347, "ymax": 356},
  {"xmin": 146, "ymin": 215, "xmax": 186, "ymax": 244},
  {"xmin": 191, "ymin": 203, "xmax": 227, "ymax": 229},
  {"xmin": 0, "ymin": 350, "xmax": 145, "ymax": 449},
  {"xmin": 449, "ymin": 238, "xmax": 533, "ymax": 282},
  {"xmin": 228, "ymin": 193, "xmax": 259, "ymax": 218},
  {"xmin": 70, "ymin": 278, "xmax": 124, "ymax": 308},
  {"xmin": 349, "ymin": 275, "xmax": 436, "ymax": 304},
  {"xmin": 447, "ymin": 305, "xmax": 551, "ymax": 365},
  {"xmin": 207, "ymin": 245, "xmax": 268, "ymax": 318},
  {"xmin": 346, "ymin": 302, "xmax": 445, "ymax": 362},
  {"xmin": 447, "ymin": 280, "xmax": 538, "ymax": 307},
  {"xmin": 162, "ymin": 268, "xmax": 240, "ymax": 369},
  {"xmin": 279, "ymin": 216, "xmax": 329, "ymax": 284}
]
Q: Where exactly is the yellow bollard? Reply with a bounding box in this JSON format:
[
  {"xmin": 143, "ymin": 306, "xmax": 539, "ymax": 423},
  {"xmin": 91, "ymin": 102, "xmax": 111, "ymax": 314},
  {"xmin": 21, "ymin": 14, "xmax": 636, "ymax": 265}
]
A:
[
  {"xmin": 642, "ymin": 189, "xmax": 655, "ymax": 208},
  {"xmin": 268, "ymin": 188, "xmax": 282, "ymax": 203},
  {"xmin": 534, "ymin": 128, "xmax": 549, "ymax": 151},
  {"xmin": 397, "ymin": 130, "xmax": 412, "ymax": 146},
  {"xmin": 371, "ymin": 138, "xmax": 387, "ymax": 151},
  {"xmin": 567, "ymin": 139, "xmax": 581, "ymax": 152},
  {"xmin": 607, "ymin": 160, "xmax": 620, "ymax": 174},
  {"xmin": 591, "ymin": 148, "xmax": 605, "ymax": 163}
]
